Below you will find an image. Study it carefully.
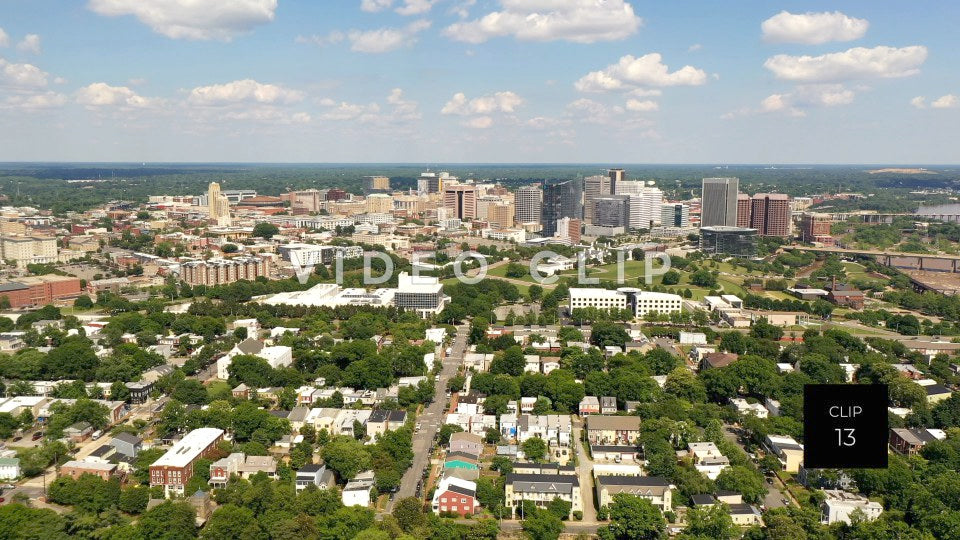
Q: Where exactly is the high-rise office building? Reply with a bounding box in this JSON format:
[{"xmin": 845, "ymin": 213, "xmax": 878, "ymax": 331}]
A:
[
  {"xmin": 443, "ymin": 184, "xmax": 477, "ymax": 220},
  {"xmin": 750, "ymin": 194, "xmax": 791, "ymax": 237},
  {"xmin": 701, "ymin": 177, "xmax": 739, "ymax": 227},
  {"xmin": 541, "ymin": 179, "xmax": 583, "ymax": 237},
  {"xmin": 594, "ymin": 196, "xmax": 630, "ymax": 228},
  {"xmin": 736, "ymin": 194, "xmax": 751, "ymax": 228},
  {"xmin": 515, "ymin": 185, "xmax": 542, "ymax": 225},
  {"xmin": 488, "ymin": 202, "xmax": 515, "ymax": 228},
  {"xmin": 363, "ymin": 176, "xmax": 390, "ymax": 193},
  {"xmin": 700, "ymin": 226, "xmax": 758, "ymax": 258},
  {"xmin": 418, "ymin": 172, "xmax": 452, "ymax": 194},
  {"xmin": 615, "ymin": 181, "xmax": 663, "ymax": 230},
  {"xmin": 207, "ymin": 182, "xmax": 232, "ymax": 226},
  {"xmin": 584, "ymin": 175, "xmax": 612, "ymax": 224},
  {"xmin": 608, "ymin": 168, "xmax": 626, "ymax": 194},
  {"xmin": 554, "ymin": 217, "xmax": 582, "ymax": 245},
  {"xmin": 660, "ymin": 203, "xmax": 691, "ymax": 228}
]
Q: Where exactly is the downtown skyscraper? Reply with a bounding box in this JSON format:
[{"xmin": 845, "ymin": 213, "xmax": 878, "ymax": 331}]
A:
[
  {"xmin": 701, "ymin": 177, "xmax": 739, "ymax": 227},
  {"xmin": 541, "ymin": 179, "xmax": 583, "ymax": 237},
  {"xmin": 515, "ymin": 185, "xmax": 543, "ymax": 225}
]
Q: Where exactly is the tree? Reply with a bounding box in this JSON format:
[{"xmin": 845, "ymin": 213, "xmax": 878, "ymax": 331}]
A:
[
  {"xmin": 547, "ymin": 497, "xmax": 572, "ymax": 520},
  {"xmin": 136, "ymin": 500, "xmax": 197, "ymax": 540},
  {"xmin": 601, "ymin": 494, "xmax": 665, "ymax": 540},
  {"xmin": 171, "ymin": 379, "xmax": 208, "ymax": 405},
  {"xmin": 529, "ymin": 284, "xmax": 543, "ymax": 301},
  {"xmin": 591, "ymin": 321, "xmax": 630, "ymax": 348},
  {"xmin": 321, "ymin": 436, "xmax": 372, "ymax": 481},
  {"xmin": 74, "ymin": 295, "xmax": 94, "ymax": 309},
  {"xmin": 438, "ymin": 424, "xmax": 464, "ymax": 445},
  {"xmin": 221, "ymin": 243, "xmax": 239, "ymax": 254},
  {"xmin": 490, "ymin": 346, "xmax": 525, "ymax": 377},
  {"xmin": 391, "ymin": 497, "xmax": 426, "ymax": 533},
  {"xmin": 119, "ymin": 485, "xmax": 150, "ymax": 514},
  {"xmin": 690, "ymin": 269, "xmax": 717, "ymax": 288},
  {"xmin": 522, "ymin": 508, "xmax": 564, "ymax": 540},
  {"xmin": 661, "ymin": 270, "xmax": 680, "ymax": 285},
  {"xmin": 522, "ymin": 437, "xmax": 547, "ymax": 462},
  {"xmin": 252, "ymin": 222, "xmax": 280, "ymax": 239},
  {"xmin": 684, "ymin": 503, "xmax": 737, "ymax": 540},
  {"xmin": 715, "ymin": 466, "xmax": 766, "ymax": 504},
  {"xmin": 200, "ymin": 504, "xmax": 263, "ymax": 540}
]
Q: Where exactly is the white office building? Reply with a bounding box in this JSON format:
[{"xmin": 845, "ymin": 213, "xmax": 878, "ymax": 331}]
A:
[{"xmin": 569, "ymin": 288, "xmax": 682, "ymax": 318}]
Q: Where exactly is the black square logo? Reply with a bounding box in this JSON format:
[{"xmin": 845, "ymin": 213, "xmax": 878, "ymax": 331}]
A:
[{"xmin": 803, "ymin": 384, "xmax": 888, "ymax": 469}]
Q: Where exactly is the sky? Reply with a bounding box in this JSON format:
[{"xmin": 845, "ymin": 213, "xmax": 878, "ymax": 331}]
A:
[{"xmin": 0, "ymin": 0, "xmax": 957, "ymax": 164}]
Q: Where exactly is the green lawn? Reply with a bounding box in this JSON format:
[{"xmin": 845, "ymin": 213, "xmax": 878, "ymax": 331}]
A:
[{"xmin": 207, "ymin": 380, "xmax": 231, "ymax": 397}]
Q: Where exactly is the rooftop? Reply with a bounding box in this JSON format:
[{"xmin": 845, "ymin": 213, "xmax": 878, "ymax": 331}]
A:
[{"xmin": 152, "ymin": 428, "xmax": 224, "ymax": 469}]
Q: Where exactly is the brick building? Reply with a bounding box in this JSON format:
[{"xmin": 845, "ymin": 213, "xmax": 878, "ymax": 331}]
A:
[
  {"xmin": 0, "ymin": 275, "xmax": 82, "ymax": 308},
  {"xmin": 179, "ymin": 256, "xmax": 271, "ymax": 286},
  {"xmin": 150, "ymin": 428, "xmax": 224, "ymax": 497}
]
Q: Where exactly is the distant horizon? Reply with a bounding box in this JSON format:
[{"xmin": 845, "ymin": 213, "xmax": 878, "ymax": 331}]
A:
[{"xmin": 0, "ymin": 162, "xmax": 959, "ymax": 168}]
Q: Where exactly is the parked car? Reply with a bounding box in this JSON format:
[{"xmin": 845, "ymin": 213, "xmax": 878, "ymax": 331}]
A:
[{"xmin": 31, "ymin": 431, "xmax": 44, "ymax": 441}]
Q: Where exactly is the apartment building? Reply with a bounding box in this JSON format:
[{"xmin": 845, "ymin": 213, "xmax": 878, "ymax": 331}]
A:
[
  {"xmin": 585, "ymin": 415, "xmax": 641, "ymax": 445},
  {"xmin": 150, "ymin": 428, "xmax": 225, "ymax": 497},
  {"xmin": 0, "ymin": 235, "xmax": 58, "ymax": 267},
  {"xmin": 821, "ymin": 490, "xmax": 883, "ymax": 525},
  {"xmin": 180, "ymin": 256, "xmax": 271, "ymax": 286},
  {"xmin": 596, "ymin": 476, "xmax": 673, "ymax": 511},
  {"xmin": 505, "ymin": 473, "xmax": 582, "ymax": 518}
]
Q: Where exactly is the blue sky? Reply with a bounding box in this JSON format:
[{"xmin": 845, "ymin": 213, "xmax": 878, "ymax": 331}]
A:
[{"xmin": 0, "ymin": 1, "xmax": 956, "ymax": 163}]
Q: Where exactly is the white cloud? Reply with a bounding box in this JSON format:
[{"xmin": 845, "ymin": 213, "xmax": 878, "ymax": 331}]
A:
[
  {"xmin": 761, "ymin": 11, "xmax": 868, "ymax": 45},
  {"xmin": 295, "ymin": 32, "xmax": 345, "ymax": 47},
  {"xmin": 0, "ymin": 28, "xmax": 8, "ymax": 48},
  {"xmin": 87, "ymin": 0, "xmax": 278, "ymax": 41},
  {"xmin": 727, "ymin": 84, "xmax": 855, "ymax": 119},
  {"xmin": 575, "ymin": 53, "xmax": 707, "ymax": 92},
  {"xmin": 0, "ymin": 58, "xmax": 49, "ymax": 87},
  {"xmin": 450, "ymin": 0, "xmax": 476, "ymax": 19},
  {"xmin": 628, "ymin": 88, "xmax": 662, "ymax": 98},
  {"xmin": 564, "ymin": 98, "xmax": 653, "ymax": 130},
  {"xmin": 16, "ymin": 34, "xmax": 41, "ymax": 54},
  {"xmin": 76, "ymin": 82, "xmax": 155, "ymax": 108},
  {"xmin": 464, "ymin": 116, "xmax": 493, "ymax": 129},
  {"xmin": 625, "ymin": 99, "xmax": 658, "ymax": 112},
  {"xmin": 188, "ymin": 79, "xmax": 303, "ymax": 105},
  {"xmin": 932, "ymin": 94, "xmax": 959, "ymax": 109},
  {"xmin": 441, "ymin": 91, "xmax": 523, "ymax": 115},
  {"xmin": 347, "ymin": 20, "xmax": 431, "ymax": 53},
  {"xmin": 320, "ymin": 101, "xmax": 381, "ymax": 121},
  {"xmin": 395, "ymin": 0, "xmax": 437, "ymax": 16},
  {"xmin": 910, "ymin": 96, "xmax": 927, "ymax": 109},
  {"xmin": 688, "ymin": 43, "xmax": 702, "ymax": 52},
  {"xmin": 1, "ymin": 91, "xmax": 67, "ymax": 111},
  {"xmin": 764, "ymin": 45, "xmax": 927, "ymax": 82},
  {"xmin": 221, "ymin": 109, "xmax": 311, "ymax": 124},
  {"xmin": 443, "ymin": 0, "xmax": 641, "ymax": 44},
  {"xmin": 361, "ymin": 0, "xmax": 392, "ymax": 12},
  {"xmin": 386, "ymin": 87, "xmax": 421, "ymax": 120}
]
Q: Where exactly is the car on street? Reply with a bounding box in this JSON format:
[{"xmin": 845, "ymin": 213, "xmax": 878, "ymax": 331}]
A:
[
  {"xmin": 781, "ymin": 498, "xmax": 790, "ymax": 505},
  {"xmin": 0, "ymin": 484, "xmax": 14, "ymax": 490}
]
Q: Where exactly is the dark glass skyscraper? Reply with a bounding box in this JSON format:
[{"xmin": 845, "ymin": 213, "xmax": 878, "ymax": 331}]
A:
[{"xmin": 541, "ymin": 179, "xmax": 583, "ymax": 237}]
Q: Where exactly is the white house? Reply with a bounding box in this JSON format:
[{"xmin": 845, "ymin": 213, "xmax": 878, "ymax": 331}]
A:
[
  {"xmin": 0, "ymin": 457, "xmax": 20, "ymax": 479},
  {"xmin": 216, "ymin": 338, "xmax": 293, "ymax": 379},
  {"xmin": 821, "ymin": 490, "xmax": 883, "ymax": 524},
  {"xmin": 687, "ymin": 442, "xmax": 729, "ymax": 480},
  {"xmin": 342, "ymin": 470, "xmax": 376, "ymax": 507}
]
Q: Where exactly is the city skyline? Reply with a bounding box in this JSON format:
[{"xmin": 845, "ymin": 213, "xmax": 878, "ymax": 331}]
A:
[{"xmin": 0, "ymin": 1, "xmax": 957, "ymax": 163}]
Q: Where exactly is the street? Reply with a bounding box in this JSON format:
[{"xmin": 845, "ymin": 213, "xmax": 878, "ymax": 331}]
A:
[
  {"xmin": 388, "ymin": 323, "xmax": 467, "ymax": 511},
  {"xmin": 721, "ymin": 425, "xmax": 792, "ymax": 510}
]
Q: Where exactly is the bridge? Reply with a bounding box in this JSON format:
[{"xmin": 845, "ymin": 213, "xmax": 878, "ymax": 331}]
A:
[{"xmin": 784, "ymin": 245, "xmax": 960, "ymax": 273}]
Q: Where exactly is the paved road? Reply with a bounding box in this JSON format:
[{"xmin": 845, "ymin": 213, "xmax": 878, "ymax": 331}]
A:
[{"xmin": 388, "ymin": 323, "xmax": 467, "ymax": 511}]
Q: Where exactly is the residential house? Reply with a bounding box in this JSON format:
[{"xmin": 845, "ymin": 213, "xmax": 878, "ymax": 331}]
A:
[
  {"xmin": 511, "ymin": 462, "xmax": 576, "ymax": 476},
  {"xmin": 600, "ymin": 396, "xmax": 618, "ymax": 415},
  {"xmin": 209, "ymin": 453, "xmax": 278, "ymax": 486},
  {"xmin": 0, "ymin": 457, "xmax": 20, "ymax": 479},
  {"xmin": 917, "ymin": 379, "xmax": 953, "ymax": 404},
  {"xmin": 63, "ymin": 422, "xmax": 94, "ymax": 443},
  {"xmin": 585, "ymin": 415, "xmax": 641, "ymax": 445},
  {"xmin": 687, "ymin": 442, "xmax": 730, "ymax": 480},
  {"xmin": 595, "ymin": 476, "xmax": 673, "ymax": 512},
  {"xmin": 110, "ymin": 432, "xmax": 141, "ymax": 458},
  {"xmin": 431, "ymin": 476, "xmax": 478, "ymax": 517},
  {"xmin": 342, "ymin": 471, "xmax": 376, "ymax": 507},
  {"xmin": 889, "ymin": 427, "xmax": 947, "ymax": 456},
  {"xmin": 295, "ymin": 464, "xmax": 335, "ymax": 492},
  {"xmin": 449, "ymin": 432, "xmax": 484, "ymax": 456},
  {"xmin": 821, "ymin": 490, "xmax": 883, "ymax": 525},
  {"xmin": 700, "ymin": 353, "xmax": 738, "ymax": 371},
  {"xmin": 366, "ymin": 410, "xmax": 407, "ymax": 440},
  {"xmin": 505, "ymin": 473, "xmax": 582, "ymax": 518},
  {"xmin": 765, "ymin": 434, "xmax": 804, "ymax": 473},
  {"xmin": 579, "ymin": 396, "xmax": 600, "ymax": 416},
  {"xmin": 590, "ymin": 445, "xmax": 643, "ymax": 463},
  {"xmin": 730, "ymin": 398, "xmax": 768, "ymax": 418}
]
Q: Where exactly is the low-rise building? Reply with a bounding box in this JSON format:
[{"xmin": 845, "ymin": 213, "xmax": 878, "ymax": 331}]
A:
[
  {"xmin": 765, "ymin": 434, "xmax": 804, "ymax": 473},
  {"xmin": 687, "ymin": 442, "xmax": 730, "ymax": 480},
  {"xmin": 0, "ymin": 457, "xmax": 21, "ymax": 479},
  {"xmin": 110, "ymin": 432, "xmax": 142, "ymax": 458},
  {"xmin": 595, "ymin": 475, "xmax": 672, "ymax": 512},
  {"xmin": 60, "ymin": 460, "xmax": 117, "ymax": 480},
  {"xmin": 449, "ymin": 432, "xmax": 484, "ymax": 456},
  {"xmin": 150, "ymin": 428, "xmax": 225, "ymax": 497},
  {"xmin": 889, "ymin": 427, "xmax": 947, "ymax": 456},
  {"xmin": 505, "ymin": 473, "xmax": 581, "ymax": 518},
  {"xmin": 342, "ymin": 470, "xmax": 376, "ymax": 507},
  {"xmin": 432, "ymin": 476, "xmax": 479, "ymax": 517},
  {"xmin": 295, "ymin": 464, "xmax": 335, "ymax": 492},
  {"xmin": 585, "ymin": 415, "xmax": 641, "ymax": 445},
  {"xmin": 209, "ymin": 453, "xmax": 278, "ymax": 486},
  {"xmin": 821, "ymin": 490, "xmax": 883, "ymax": 525}
]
